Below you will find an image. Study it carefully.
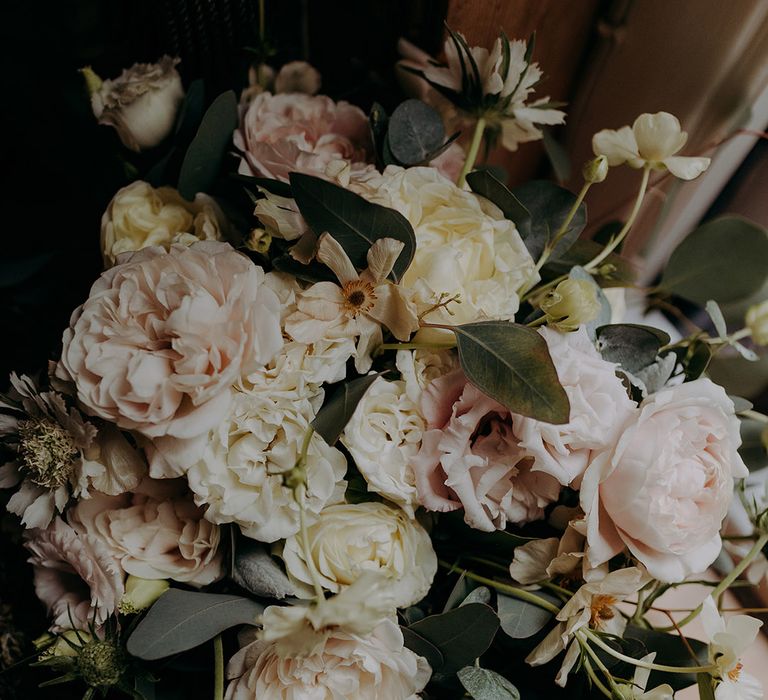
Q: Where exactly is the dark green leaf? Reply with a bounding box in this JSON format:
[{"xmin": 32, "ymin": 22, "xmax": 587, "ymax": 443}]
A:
[
  {"xmin": 677, "ymin": 341, "xmax": 713, "ymax": 381},
  {"xmin": 497, "ymin": 593, "xmax": 558, "ymax": 639},
  {"xmin": 231, "ymin": 173, "xmax": 293, "ymax": 198},
  {"xmin": 458, "ymin": 666, "xmax": 520, "ymax": 700},
  {"xmin": 311, "ymin": 373, "xmax": 382, "ymax": 445},
  {"xmin": 444, "ymin": 573, "xmax": 473, "ymax": 612},
  {"xmin": 542, "ymin": 130, "xmax": 571, "ymax": 183},
  {"xmin": 466, "ymin": 169, "xmax": 530, "ymax": 225},
  {"xmin": 126, "ymin": 589, "xmax": 262, "ymax": 660},
  {"xmin": 544, "ymin": 239, "xmax": 636, "ymax": 287},
  {"xmin": 697, "ymin": 673, "xmax": 716, "ymax": 700},
  {"xmin": 289, "ymin": 173, "xmax": 416, "ymax": 282},
  {"xmin": 178, "ymin": 90, "xmax": 239, "ymax": 200},
  {"xmin": 437, "ymin": 511, "xmax": 536, "ymax": 559},
  {"xmin": 401, "ymin": 627, "xmax": 445, "ymax": 670},
  {"xmin": 660, "ymin": 216, "xmax": 768, "ymax": 304},
  {"xmin": 596, "ymin": 324, "xmax": 671, "ymax": 375},
  {"xmin": 453, "ymin": 321, "xmax": 570, "ymax": 424},
  {"xmin": 739, "ymin": 418, "xmax": 768, "ymax": 472},
  {"xmin": 408, "ymin": 603, "xmax": 500, "ymax": 674},
  {"xmin": 461, "ymin": 587, "xmax": 491, "ymax": 607},
  {"xmin": 388, "ymin": 99, "xmax": 445, "ymax": 165},
  {"xmin": 232, "ymin": 539, "xmax": 295, "ymax": 599},
  {"xmin": 271, "ymin": 254, "xmax": 336, "ymax": 284}
]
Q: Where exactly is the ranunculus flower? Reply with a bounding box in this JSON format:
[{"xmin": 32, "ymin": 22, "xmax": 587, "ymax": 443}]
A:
[
  {"xmin": 512, "ymin": 327, "xmax": 638, "ymax": 487},
  {"xmin": 57, "ymin": 242, "xmax": 283, "ymax": 442},
  {"xmin": 225, "ymin": 619, "xmax": 431, "ymax": 700},
  {"xmin": 341, "ymin": 378, "xmax": 425, "ymax": 515},
  {"xmin": 280, "ymin": 502, "xmax": 437, "ymax": 607},
  {"xmin": 412, "ymin": 370, "xmax": 560, "ymax": 531},
  {"xmin": 25, "ymin": 518, "xmax": 124, "ymax": 630},
  {"xmin": 69, "ymin": 477, "xmax": 223, "ymax": 586},
  {"xmin": 100, "ymin": 181, "xmax": 224, "ymax": 267},
  {"xmin": 234, "ymin": 92, "xmax": 371, "ymax": 181},
  {"xmin": 581, "ymin": 379, "xmax": 748, "ymax": 582},
  {"xmin": 87, "ymin": 56, "xmax": 184, "ymax": 152}
]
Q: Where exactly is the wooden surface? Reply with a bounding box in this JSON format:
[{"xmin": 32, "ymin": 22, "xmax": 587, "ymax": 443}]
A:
[{"xmin": 445, "ymin": 0, "xmax": 600, "ymax": 185}]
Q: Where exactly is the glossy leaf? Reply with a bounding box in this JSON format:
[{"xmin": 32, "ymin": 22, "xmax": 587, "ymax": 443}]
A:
[
  {"xmin": 458, "ymin": 666, "xmax": 520, "ymax": 700},
  {"xmin": 311, "ymin": 373, "xmax": 381, "ymax": 445}
]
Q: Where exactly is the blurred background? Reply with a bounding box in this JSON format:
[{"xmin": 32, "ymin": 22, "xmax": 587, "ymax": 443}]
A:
[{"xmin": 1, "ymin": 0, "xmax": 767, "ymax": 696}]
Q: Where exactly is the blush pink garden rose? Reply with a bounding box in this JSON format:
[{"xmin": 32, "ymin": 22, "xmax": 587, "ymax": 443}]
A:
[
  {"xmin": 56, "ymin": 242, "xmax": 283, "ymax": 442},
  {"xmin": 411, "ymin": 370, "xmax": 560, "ymax": 531},
  {"xmin": 234, "ymin": 92, "xmax": 371, "ymax": 181},
  {"xmin": 581, "ymin": 378, "xmax": 748, "ymax": 582}
]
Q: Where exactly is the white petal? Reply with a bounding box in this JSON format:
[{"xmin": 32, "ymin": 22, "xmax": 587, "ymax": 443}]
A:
[
  {"xmin": 525, "ymin": 622, "xmax": 567, "ymax": 666},
  {"xmin": 555, "ymin": 640, "xmax": 581, "ymax": 687},
  {"xmin": 633, "ymin": 112, "xmax": 687, "ymax": 161},
  {"xmin": 724, "ymin": 614, "xmax": 763, "ymax": 655},
  {"xmin": 364, "ymin": 237, "xmax": 404, "ymax": 283},
  {"xmin": 642, "ymin": 684, "xmax": 674, "ymax": 700},
  {"xmin": 715, "ymin": 672, "xmax": 763, "ymax": 700},
  {"xmin": 592, "ymin": 126, "xmax": 640, "ymax": 166},
  {"xmin": 509, "ymin": 538, "xmax": 559, "ymax": 585},
  {"xmin": 316, "ymin": 233, "xmax": 358, "ymax": 284},
  {"xmin": 662, "ymin": 155, "xmax": 711, "ymax": 180},
  {"xmin": 514, "ymin": 105, "xmax": 566, "ymax": 126},
  {"xmin": 700, "ymin": 596, "xmax": 726, "ymax": 642}
]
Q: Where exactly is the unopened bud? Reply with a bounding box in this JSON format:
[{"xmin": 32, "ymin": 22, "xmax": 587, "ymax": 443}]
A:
[
  {"xmin": 245, "ymin": 228, "xmax": 272, "ymax": 255},
  {"xmin": 583, "ymin": 155, "xmax": 609, "ymax": 183},
  {"xmin": 79, "ymin": 66, "xmax": 103, "ymax": 96},
  {"xmin": 746, "ymin": 300, "xmax": 768, "ymax": 346},
  {"xmin": 541, "ymin": 278, "xmax": 601, "ymax": 331},
  {"xmin": 118, "ymin": 576, "xmax": 169, "ymax": 614}
]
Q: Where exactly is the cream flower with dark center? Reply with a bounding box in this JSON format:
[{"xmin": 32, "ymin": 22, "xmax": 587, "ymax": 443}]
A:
[{"xmin": 341, "ymin": 279, "xmax": 377, "ymax": 315}]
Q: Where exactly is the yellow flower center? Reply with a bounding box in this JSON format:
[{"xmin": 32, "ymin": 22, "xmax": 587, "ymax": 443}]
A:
[
  {"xmin": 342, "ymin": 280, "xmax": 376, "ymax": 316},
  {"xmin": 589, "ymin": 595, "xmax": 617, "ymax": 629}
]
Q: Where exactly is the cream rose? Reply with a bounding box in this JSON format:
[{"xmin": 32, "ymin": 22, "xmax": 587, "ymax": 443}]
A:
[
  {"xmin": 512, "ymin": 327, "xmax": 638, "ymax": 486},
  {"xmin": 581, "ymin": 379, "xmax": 748, "ymax": 582},
  {"xmin": 280, "ymin": 502, "xmax": 437, "ymax": 607},
  {"xmin": 100, "ymin": 181, "xmax": 224, "ymax": 267},
  {"xmin": 341, "ymin": 378, "xmax": 424, "ymax": 515},
  {"xmin": 69, "ymin": 478, "xmax": 223, "ymax": 586},
  {"xmin": 88, "ymin": 56, "xmax": 184, "ymax": 152},
  {"xmin": 225, "ymin": 619, "xmax": 431, "ymax": 700},
  {"xmin": 57, "ymin": 242, "xmax": 283, "ymax": 441}
]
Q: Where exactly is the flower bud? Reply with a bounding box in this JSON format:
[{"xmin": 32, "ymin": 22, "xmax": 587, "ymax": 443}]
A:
[
  {"xmin": 746, "ymin": 300, "xmax": 768, "ymax": 346},
  {"xmin": 78, "ymin": 639, "xmax": 126, "ymax": 688},
  {"xmin": 79, "ymin": 66, "xmax": 103, "ymax": 95},
  {"xmin": 245, "ymin": 227, "xmax": 272, "ymax": 254},
  {"xmin": 582, "ymin": 155, "xmax": 609, "ymax": 183},
  {"xmin": 118, "ymin": 575, "xmax": 169, "ymax": 614},
  {"xmin": 541, "ymin": 278, "xmax": 601, "ymax": 331},
  {"xmin": 275, "ymin": 61, "xmax": 322, "ymax": 95},
  {"xmin": 38, "ymin": 630, "xmax": 93, "ymax": 660}
]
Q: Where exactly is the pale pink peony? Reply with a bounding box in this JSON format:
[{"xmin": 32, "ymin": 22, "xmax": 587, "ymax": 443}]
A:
[
  {"xmin": 234, "ymin": 92, "xmax": 371, "ymax": 181},
  {"xmin": 69, "ymin": 478, "xmax": 223, "ymax": 586},
  {"xmin": 411, "ymin": 370, "xmax": 560, "ymax": 531},
  {"xmin": 581, "ymin": 379, "xmax": 748, "ymax": 582},
  {"xmin": 225, "ymin": 619, "xmax": 431, "ymax": 700},
  {"xmin": 25, "ymin": 517, "xmax": 124, "ymax": 630},
  {"xmin": 56, "ymin": 242, "xmax": 283, "ymax": 441}
]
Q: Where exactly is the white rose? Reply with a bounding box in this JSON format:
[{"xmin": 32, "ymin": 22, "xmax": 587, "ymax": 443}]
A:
[
  {"xmin": 225, "ymin": 619, "xmax": 430, "ymax": 700},
  {"xmin": 581, "ymin": 378, "xmax": 748, "ymax": 582},
  {"xmin": 186, "ymin": 369, "xmax": 347, "ymax": 543},
  {"xmin": 280, "ymin": 502, "xmax": 437, "ymax": 608},
  {"xmin": 89, "ymin": 56, "xmax": 184, "ymax": 152},
  {"xmin": 512, "ymin": 327, "xmax": 638, "ymax": 486},
  {"xmin": 396, "ymin": 348, "xmax": 459, "ymax": 404},
  {"xmin": 100, "ymin": 181, "xmax": 224, "ymax": 266},
  {"xmin": 341, "ymin": 378, "xmax": 424, "ymax": 515}
]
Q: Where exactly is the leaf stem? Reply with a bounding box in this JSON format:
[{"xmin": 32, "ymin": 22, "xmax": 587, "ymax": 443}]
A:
[
  {"xmin": 298, "ymin": 484, "xmax": 326, "ymax": 606},
  {"xmin": 582, "ymin": 657, "xmax": 613, "ymax": 698},
  {"xmin": 457, "ymin": 117, "xmax": 487, "ymax": 188},
  {"xmin": 377, "ymin": 341, "xmax": 456, "ymax": 352},
  {"xmin": 534, "ymin": 181, "xmax": 592, "ymax": 274},
  {"xmin": 213, "ymin": 634, "xmax": 224, "ymax": 700}
]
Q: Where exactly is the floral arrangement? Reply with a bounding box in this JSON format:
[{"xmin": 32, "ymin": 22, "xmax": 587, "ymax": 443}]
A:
[{"xmin": 3, "ymin": 22, "xmax": 768, "ymax": 700}]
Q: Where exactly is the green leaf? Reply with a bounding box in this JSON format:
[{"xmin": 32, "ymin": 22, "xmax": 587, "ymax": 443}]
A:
[
  {"xmin": 545, "ymin": 239, "xmax": 636, "ymax": 287},
  {"xmin": 453, "ymin": 321, "xmax": 570, "ymax": 424},
  {"xmin": 739, "ymin": 418, "xmax": 768, "ymax": 472},
  {"xmin": 178, "ymin": 90, "xmax": 239, "ymax": 200},
  {"xmin": 401, "ymin": 627, "xmax": 445, "ymax": 670},
  {"xmin": 271, "ymin": 254, "xmax": 336, "ymax": 284},
  {"xmin": 542, "ymin": 129, "xmax": 571, "ymax": 183},
  {"xmin": 675, "ymin": 340, "xmax": 713, "ymax": 381},
  {"xmin": 697, "ymin": 673, "xmax": 716, "ymax": 700},
  {"xmin": 311, "ymin": 373, "xmax": 381, "ymax": 445},
  {"xmin": 231, "ymin": 173, "xmax": 293, "ymax": 198},
  {"xmin": 596, "ymin": 324, "xmax": 671, "ymax": 375},
  {"xmin": 465, "ymin": 169, "xmax": 530, "ymax": 224},
  {"xmin": 232, "ymin": 538, "xmax": 295, "ymax": 599},
  {"xmin": 408, "ymin": 603, "xmax": 500, "ymax": 674},
  {"xmin": 660, "ymin": 216, "xmax": 768, "ymax": 304},
  {"xmin": 461, "ymin": 587, "xmax": 491, "ymax": 607},
  {"xmin": 496, "ymin": 593, "xmax": 558, "ymax": 639},
  {"xmin": 458, "ymin": 666, "xmax": 520, "ymax": 700},
  {"xmin": 289, "ymin": 173, "xmax": 416, "ymax": 282},
  {"xmin": 511, "ymin": 180, "xmax": 587, "ymax": 261},
  {"xmin": 126, "ymin": 589, "xmax": 262, "ymax": 660},
  {"xmin": 387, "ymin": 99, "xmax": 445, "ymax": 165}
]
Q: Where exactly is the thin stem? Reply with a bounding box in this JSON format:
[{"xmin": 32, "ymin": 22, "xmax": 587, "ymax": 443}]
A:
[
  {"xmin": 377, "ymin": 341, "xmax": 456, "ymax": 352},
  {"xmin": 581, "ymin": 638, "xmax": 621, "ymax": 693},
  {"xmin": 457, "ymin": 117, "xmax": 486, "ymax": 188},
  {"xmin": 213, "ymin": 635, "xmax": 224, "ymax": 700},
  {"xmin": 258, "ymin": 0, "xmax": 266, "ymax": 41},
  {"xmin": 298, "ymin": 484, "xmax": 326, "ymax": 605},
  {"xmin": 584, "ymin": 165, "xmax": 651, "ymax": 273},
  {"xmin": 582, "ymin": 657, "xmax": 613, "ymax": 698}
]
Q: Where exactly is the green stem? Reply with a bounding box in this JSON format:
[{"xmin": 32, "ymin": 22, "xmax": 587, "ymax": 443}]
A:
[
  {"xmin": 582, "ymin": 658, "xmax": 613, "ymax": 698},
  {"xmin": 457, "ymin": 117, "xmax": 486, "ymax": 188},
  {"xmin": 258, "ymin": 0, "xmax": 266, "ymax": 41},
  {"xmin": 298, "ymin": 483, "xmax": 326, "ymax": 605},
  {"xmin": 583, "ymin": 165, "xmax": 651, "ymax": 273},
  {"xmin": 581, "ymin": 639, "xmax": 621, "ymax": 694},
  {"xmin": 659, "ymin": 533, "xmax": 768, "ymax": 631},
  {"xmin": 213, "ymin": 635, "xmax": 224, "ymax": 700},
  {"xmin": 377, "ymin": 341, "xmax": 456, "ymax": 353},
  {"xmin": 438, "ymin": 560, "xmax": 560, "ymax": 614}
]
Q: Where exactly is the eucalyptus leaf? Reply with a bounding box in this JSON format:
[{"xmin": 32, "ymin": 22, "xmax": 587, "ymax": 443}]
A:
[
  {"xmin": 496, "ymin": 593, "xmax": 558, "ymax": 639},
  {"xmin": 126, "ymin": 590, "xmax": 262, "ymax": 660},
  {"xmin": 232, "ymin": 539, "xmax": 295, "ymax": 599},
  {"xmin": 660, "ymin": 217, "xmax": 768, "ymax": 304},
  {"xmin": 458, "ymin": 666, "xmax": 520, "ymax": 700},
  {"xmin": 596, "ymin": 324, "xmax": 670, "ymax": 375},
  {"xmin": 408, "ymin": 603, "xmax": 500, "ymax": 674},
  {"xmin": 443, "ymin": 573, "xmax": 473, "ymax": 612},
  {"xmin": 311, "ymin": 373, "xmax": 382, "ymax": 445},
  {"xmin": 453, "ymin": 321, "xmax": 570, "ymax": 424},
  {"xmin": 289, "ymin": 173, "xmax": 415, "ymax": 282},
  {"xmin": 388, "ymin": 99, "xmax": 445, "ymax": 165},
  {"xmin": 178, "ymin": 90, "xmax": 238, "ymax": 200},
  {"xmin": 461, "ymin": 586, "xmax": 491, "ymax": 607},
  {"xmin": 466, "ymin": 169, "xmax": 530, "ymax": 224}
]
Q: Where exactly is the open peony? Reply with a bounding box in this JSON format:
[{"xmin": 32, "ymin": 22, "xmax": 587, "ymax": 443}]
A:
[
  {"xmin": 581, "ymin": 379, "xmax": 747, "ymax": 582},
  {"xmin": 280, "ymin": 502, "xmax": 437, "ymax": 607},
  {"xmin": 234, "ymin": 91, "xmax": 371, "ymax": 181},
  {"xmin": 57, "ymin": 242, "xmax": 283, "ymax": 441},
  {"xmin": 25, "ymin": 518, "xmax": 124, "ymax": 630},
  {"xmin": 225, "ymin": 619, "xmax": 430, "ymax": 700},
  {"xmin": 512, "ymin": 327, "xmax": 638, "ymax": 487},
  {"xmin": 412, "ymin": 370, "xmax": 560, "ymax": 531},
  {"xmin": 69, "ymin": 477, "xmax": 223, "ymax": 586}
]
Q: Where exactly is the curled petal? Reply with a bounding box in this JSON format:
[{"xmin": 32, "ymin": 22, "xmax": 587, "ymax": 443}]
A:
[
  {"xmin": 364, "ymin": 237, "xmax": 405, "ymax": 284},
  {"xmin": 592, "ymin": 126, "xmax": 641, "ymax": 166},
  {"xmin": 317, "ymin": 233, "xmax": 358, "ymax": 284},
  {"xmin": 662, "ymin": 155, "xmax": 710, "ymax": 180}
]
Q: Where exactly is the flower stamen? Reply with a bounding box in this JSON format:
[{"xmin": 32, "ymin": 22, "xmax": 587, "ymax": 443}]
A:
[
  {"xmin": 342, "ymin": 280, "xmax": 376, "ymax": 316},
  {"xmin": 17, "ymin": 418, "xmax": 78, "ymax": 488}
]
